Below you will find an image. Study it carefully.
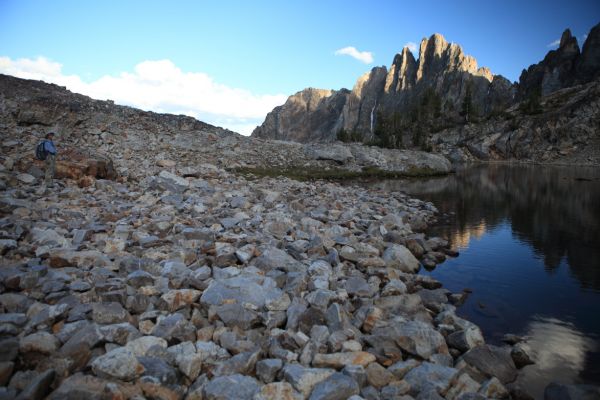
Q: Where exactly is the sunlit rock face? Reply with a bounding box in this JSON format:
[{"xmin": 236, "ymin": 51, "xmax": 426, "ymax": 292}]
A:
[
  {"xmin": 253, "ymin": 32, "xmax": 512, "ymax": 143},
  {"xmin": 253, "ymin": 24, "xmax": 600, "ymax": 165}
]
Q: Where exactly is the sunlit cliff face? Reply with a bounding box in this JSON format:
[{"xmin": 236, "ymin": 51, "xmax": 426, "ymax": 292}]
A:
[{"xmin": 514, "ymin": 317, "xmax": 596, "ymax": 398}]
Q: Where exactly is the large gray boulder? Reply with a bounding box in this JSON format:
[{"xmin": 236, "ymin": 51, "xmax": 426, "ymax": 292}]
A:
[
  {"xmin": 202, "ymin": 374, "xmax": 260, "ymax": 400},
  {"xmin": 91, "ymin": 347, "xmax": 144, "ymax": 381},
  {"xmin": 404, "ymin": 362, "xmax": 460, "ymax": 396},
  {"xmin": 373, "ymin": 320, "xmax": 448, "ymax": 359},
  {"xmin": 309, "ymin": 372, "xmax": 360, "ymax": 400},
  {"xmin": 461, "ymin": 345, "xmax": 517, "ymax": 384},
  {"xmin": 383, "ymin": 244, "xmax": 421, "ymax": 272},
  {"xmin": 304, "ymin": 144, "xmax": 354, "ymax": 164},
  {"xmin": 200, "ymin": 273, "xmax": 283, "ymax": 309}
]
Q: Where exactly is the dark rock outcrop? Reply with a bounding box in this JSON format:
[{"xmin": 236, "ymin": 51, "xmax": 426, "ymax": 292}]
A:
[{"xmin": 518, "ymin": 29, "xmax": 581, "ymax": 99}]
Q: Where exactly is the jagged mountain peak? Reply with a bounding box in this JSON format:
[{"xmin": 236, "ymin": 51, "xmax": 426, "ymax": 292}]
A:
[{"xmin": 253, "ymin": 23, "xmax": 600, "ymax": 145}]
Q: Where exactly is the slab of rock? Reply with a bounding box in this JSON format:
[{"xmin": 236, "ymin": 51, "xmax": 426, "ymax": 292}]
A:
[
  {"xmin": 478, "ymin": 377, "xmax": 508, "ymax": 398},
  {"xmin": 374, "ymin": 320, "xmax": 448, "ymax": 359},
  {"xmin": 47, "ymin": 373, "xmax": 123, "ymax": 400},
  {"xmin": 255, "ymin": 247, "xmax": 305, "ymax": 272},
  {"xmin": 365, "ymin": 362, "xmax": 394, "ymax": 389},
  {"xmin": 91, "ymin": 347, "xmax": 144, "ymax": 381},
  {"xmin": 0, "ymin": 361, "xmax": 14, "ymax": 386},
  {"xmin": 17, "ymin": 172, "xmax": 36, "ymax": 184},
  {"xmin": 202, "ymin": 374, "xmax": 260, "ymax": 400},
  {"xmin": 308, "ymin": 372, "xmax": 360, "ymax": 400},
  {"xmin": 157, "ymin": 170, "xmax": 189, "ymax": 192},
  {"xmin": 462, "ymin": 345, "xmax": 517, "ymax": 384},
  {"xmin": 0, "ymin": 239, "xmax": 17, "ymax": 254},
  {"xmin": 283, "ymin": 364, "xmax": 336, "ymax": 398},
  {"xmin": 160, "ymin": 289, "xmax": 202, "ymax": 312},
  {"xmin": 125, "ymin": 336, "xmax": 168, "ymax": 356},
  {"xmin": 48, "ymin": 250, "xmax": 111, "ymax": 269},
  {"xmin": 201, "ymin": 274, "xmax": 282, "ymax": 309},
  {"xmin": 92, "ymin": 302, "xmax": 130, "ymax": 324},
  {"xmin": 138, "ymin": 357, "xmax": 179, "ymax": 385},
  {"xmin": 510, "ymin": 342, "xmax": 535, "ymax": 368},
  {"xmin": 255, "ymin": 382, "xmax": 303, "ymax": 400},
  {"xmin": 383, "ymin": 244, "xmax": 420, "ymax": 273},
  {"xmin": 404, "ymin": 362, "xmax": 460, "ymax": 396},
  {"xmin": 447, "ymin": 327, "xmax": 485, "ymax": 353},
  {"xmin": 14, "ymin": 369, "xmax": 55, "ymax": 400},
  {"xmin": 151, "ymin": 313, "xmax": 196, "ymax": 342},
  {"xmin": 312, "ymin": 352, "xmax": 376, "ymax": 369},
  {"xmin": 257, "ymin": 358, "xmax": 283, "ymax": 383},
  {"xmin": 445, "ymin": 372, "xmax": 481, "ymax": 400},
  {"xmin": 19, "ymin": 332, "xmax": 59, "ymax": 354}
]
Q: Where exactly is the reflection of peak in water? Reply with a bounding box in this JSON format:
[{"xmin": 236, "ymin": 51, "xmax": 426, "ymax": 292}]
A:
[
  {"xmin": 451, "ymin": 221, "xmax": 488, "ymax": 249},
  {"xmin": 515, "ymin": 316, "xmax": 597, "ymax": 398}
]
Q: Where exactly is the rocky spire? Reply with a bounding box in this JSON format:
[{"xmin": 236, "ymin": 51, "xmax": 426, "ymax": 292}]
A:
[
  {"xmin": 518, "ymin": 28, "xmax": 581, "ymax": 98},
  {"xmin": 384, "ymin": 47, "xmax": 417, "ymax": 93},
  {"xmin": 577, "ymin": 22, "xmax": 600, "ymax": 83}
]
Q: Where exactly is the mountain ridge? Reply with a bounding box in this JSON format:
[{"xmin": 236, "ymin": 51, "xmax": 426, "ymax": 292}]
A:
[{"xmin": 252, "ymin": 23, "xmax": 600, "ymax": 164}]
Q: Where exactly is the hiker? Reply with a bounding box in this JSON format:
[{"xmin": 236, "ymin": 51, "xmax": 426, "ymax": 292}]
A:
[{"xmin": 43, "ymin": 132, "xmax": 57, "ymax": 187}]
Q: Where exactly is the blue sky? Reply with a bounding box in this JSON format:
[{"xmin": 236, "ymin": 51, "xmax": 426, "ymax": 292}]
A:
[{"xmin": 1, "ymin": 0, "xmax": 598, "ymax": 134}]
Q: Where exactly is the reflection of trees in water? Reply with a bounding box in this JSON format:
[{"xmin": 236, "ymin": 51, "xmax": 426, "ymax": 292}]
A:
[{"xmin": 376, "ymin": 165, "xmax": 600, "ymax": 290}]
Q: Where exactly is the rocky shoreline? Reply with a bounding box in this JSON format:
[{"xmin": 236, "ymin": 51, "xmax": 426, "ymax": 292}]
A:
[{"xmin": 1, "ymin": 152, "xmax": 531, "ymax": 400}]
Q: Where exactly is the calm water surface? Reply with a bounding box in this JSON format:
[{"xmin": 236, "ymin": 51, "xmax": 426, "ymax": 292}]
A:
[{"xmin": 370, "ymin": 164, "xmax": 600, "ymax": 397}]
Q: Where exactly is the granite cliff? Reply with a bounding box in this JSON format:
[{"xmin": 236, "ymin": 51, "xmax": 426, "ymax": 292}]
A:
[{"xmin": 253, "ymin": 23, "xmax": 600, "ymax": 164}]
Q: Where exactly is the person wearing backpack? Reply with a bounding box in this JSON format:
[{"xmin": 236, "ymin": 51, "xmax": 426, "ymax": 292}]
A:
[{"xmin": 42, "ymin": 132, "xmax": 57, "ymax": 187}]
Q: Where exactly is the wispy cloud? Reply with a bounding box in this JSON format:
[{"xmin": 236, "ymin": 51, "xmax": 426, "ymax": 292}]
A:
[
  {"xmin": 547, "ymin": 39, "xmax": 561, "ymax": 48},
  {"xmin": 334, "ymin": 46, "xmax": 374, "ymax": 64},
  {"xmin": 0, "ymin": 56, "xmax": 287, "ymax": 135},
  {"xmin": 404, "ymin": 42, "xmax": 418, "ymax": 54},
  {"xmin": 581, "ymin": 33, "xmax": 588, "ymax": 43}
]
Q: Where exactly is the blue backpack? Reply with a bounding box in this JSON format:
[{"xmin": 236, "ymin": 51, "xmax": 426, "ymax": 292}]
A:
[{"xmin": 35, "ymin": 141, "xmax": 48, "ymax": 160}]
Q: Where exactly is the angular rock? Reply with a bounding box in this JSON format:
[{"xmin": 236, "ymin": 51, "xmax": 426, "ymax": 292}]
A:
[
  {"xmin": 447, "ymin": 327, "xmax": 485, "ymax": 353},
  {"xmin": 202, "ymin": 374, "xmax": 260, "ymax": 400},
  {"xmin": 160, "ymin": 289, "xmax": 202, "ymax": 312},
  {"xmin": 19, "ymin": 332, "xmax": 60, "ymax": 354},
  {"xmin": 257, "ymin": 358, "xmax": 283, "ymax": 383},
  {"xmin": 313, "ymin": 352, "xmax": 376, "ymax": 370},
  {"xmin": 365, "ymin": 362, "xmax": 394, "ymax": 389},
  {"xmin": 383, "ymin": 244, "xmax": 420, "ymax": 273},
  {"xmin": 255, "ymin": 382, "xmax": 303, "ymax": 400},
  {"xmin": 92, "ymin": 302, "xmax": 130, "ymax": 324},
  {"xmin": 14, "ymin": 369, "xmax": 55, "ymax": 400},
  {"xmin": 283, "ymin": 364, "xmax": 336, "ymax": 398},
  {"xmin": 404, "ymin": 362, "xmax": 460, "ymax": 396},
  {"xmin": 462, "ymin": 345, "xmax": 517, "ymax": 384},
  {"xmin": 373, "ymin": 320, "xmax": 448, "ymax": 359},
  {"xmin": 125, "ymin": 336, "xmax": 168, "ymax": 356},
  {"xmin": 91, "ymin": 347, "xmax": 144, "ymax": 381},
  {"xmin": 309, "ymin": 372, "xmax": 360, "ymax": 400}
]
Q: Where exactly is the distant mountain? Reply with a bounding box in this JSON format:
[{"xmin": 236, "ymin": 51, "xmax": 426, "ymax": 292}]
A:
[{"xmin": 252, "ymin": 23, "xmax": 600, "ymax": 164}]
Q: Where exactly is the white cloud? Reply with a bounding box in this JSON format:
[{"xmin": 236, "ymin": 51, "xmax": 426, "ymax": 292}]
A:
[
  {"xmin": 582, "ymin": 33, "xmax": 588, "ymax": 43},
  {"xmin": 404, "ymin": 42, "xmax": 417, "ymax": 54},
  {"xmin": 0, "ymin": 56, "xmax": 287, "ymax": 135},
  {"xmin": 334, "ymin": 46, "xmax": 373, "ymax": 64},
  {"xmin": 547, "ymin": 39, "xmax": 561, "ymax": 48}
]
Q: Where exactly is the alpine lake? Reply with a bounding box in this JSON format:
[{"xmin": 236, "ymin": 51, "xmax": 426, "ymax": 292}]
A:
[{"xmin": 366, "ymin": 163, "xmax": 600, "ymax": 398}]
